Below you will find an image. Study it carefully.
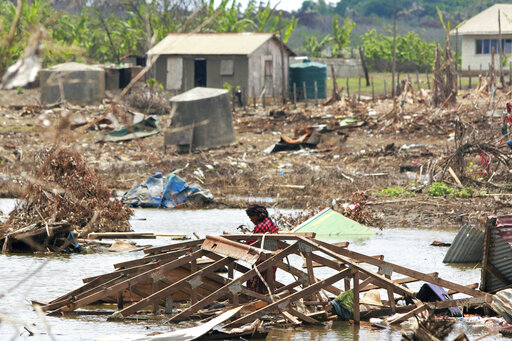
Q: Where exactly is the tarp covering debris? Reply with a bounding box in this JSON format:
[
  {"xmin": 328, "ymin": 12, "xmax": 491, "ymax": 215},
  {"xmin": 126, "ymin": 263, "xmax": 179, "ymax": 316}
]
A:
[
  {"xmin": 292, "ymin": 208, "xmax": 375, "ymax": 236},
  {"xmin": 122, "ymin": 172, "xmax": 213, "ymax": 208}
]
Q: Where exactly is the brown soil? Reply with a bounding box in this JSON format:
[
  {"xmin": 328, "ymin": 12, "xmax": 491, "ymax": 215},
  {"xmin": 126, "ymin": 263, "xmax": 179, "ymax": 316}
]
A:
[{"xmin": 1, "ymin": 87, "xmax": 512, "ymax": 229}]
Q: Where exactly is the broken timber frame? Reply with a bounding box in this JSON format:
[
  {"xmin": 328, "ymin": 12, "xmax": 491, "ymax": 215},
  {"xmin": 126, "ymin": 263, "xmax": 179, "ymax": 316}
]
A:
[{"xmin": 40, "ymin": 233, "xmax": 491, "ymax": 328}]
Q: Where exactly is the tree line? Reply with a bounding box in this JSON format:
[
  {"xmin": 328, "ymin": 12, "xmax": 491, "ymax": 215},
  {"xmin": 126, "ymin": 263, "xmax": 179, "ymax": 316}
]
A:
[{"xmin": 0, "ymin": 0, "xmax": 297, "ymax": 76}]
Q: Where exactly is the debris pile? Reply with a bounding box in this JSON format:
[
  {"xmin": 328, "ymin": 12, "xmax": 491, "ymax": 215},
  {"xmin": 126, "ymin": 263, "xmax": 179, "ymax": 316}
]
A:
[
  {"xmin": 1, "ymin": 147, "xmax": 132, "ymax": 252},
  {"xmin": 40, "ymin": 233, "xmax": 495, "ymax": 337}
]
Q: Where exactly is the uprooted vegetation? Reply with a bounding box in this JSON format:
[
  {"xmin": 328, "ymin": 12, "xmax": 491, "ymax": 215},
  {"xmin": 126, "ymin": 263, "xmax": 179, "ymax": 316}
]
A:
[{"xmin": 1, "ymin": 147, "xmax": 132, "ymax": 252}]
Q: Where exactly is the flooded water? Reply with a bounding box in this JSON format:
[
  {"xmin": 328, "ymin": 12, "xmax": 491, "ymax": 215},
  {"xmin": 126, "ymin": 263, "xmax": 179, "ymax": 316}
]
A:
[{"xmin": 0, "ymin": 199, "xmax": 505, "ymax": 340}]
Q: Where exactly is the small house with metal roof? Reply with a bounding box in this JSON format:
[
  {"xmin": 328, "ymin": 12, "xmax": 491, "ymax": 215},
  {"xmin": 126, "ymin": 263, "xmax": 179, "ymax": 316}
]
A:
[
  {"xmin": 147, "ymin": 33, "xmax": 295, "ymax": 104},
  {"xmin": 454, "ymin": 4, "xmax": 512, "ymax": 72}
]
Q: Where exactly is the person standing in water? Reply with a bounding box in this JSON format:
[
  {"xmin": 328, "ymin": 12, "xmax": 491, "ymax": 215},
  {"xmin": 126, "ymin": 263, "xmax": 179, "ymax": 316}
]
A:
[{"xmin": 244, "ymin": 205, "xmax": 278, "ymax": 293}]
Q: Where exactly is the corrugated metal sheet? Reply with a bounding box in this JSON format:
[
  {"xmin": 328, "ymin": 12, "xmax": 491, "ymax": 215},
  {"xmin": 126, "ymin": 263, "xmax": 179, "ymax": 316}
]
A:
[
  {"xmin": 147, "ymin": 33, "xmax": 294, "ymax": 56},
  {"xmin": 443, "ymin": 225, "xmax": 484, "ymax": 263},
  {"xmin": 453, "ymin": 4, "xmax": 512, "ymax": 35},
  {"xmin": 481, "ymin": 215, "xmax": 512, "ymax": 293}
]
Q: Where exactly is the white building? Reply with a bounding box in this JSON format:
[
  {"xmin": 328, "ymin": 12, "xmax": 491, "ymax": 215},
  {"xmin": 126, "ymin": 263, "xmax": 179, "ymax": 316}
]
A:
[{"xmin": 454, "ymin": 4, "xmax": 512, "ymax": 72}]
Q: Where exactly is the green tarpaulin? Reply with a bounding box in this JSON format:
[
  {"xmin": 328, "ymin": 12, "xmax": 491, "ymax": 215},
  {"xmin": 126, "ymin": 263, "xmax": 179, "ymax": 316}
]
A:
[{"xmin": 292, "ymin": 208, "xmax": 375, "ymax": 236}]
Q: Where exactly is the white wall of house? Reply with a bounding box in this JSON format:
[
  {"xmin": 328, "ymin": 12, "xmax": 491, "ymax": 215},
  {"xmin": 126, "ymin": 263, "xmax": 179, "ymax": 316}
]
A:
[{"xmin": 461, "ymin": 34, "xmax": 512, "ymax": 71}]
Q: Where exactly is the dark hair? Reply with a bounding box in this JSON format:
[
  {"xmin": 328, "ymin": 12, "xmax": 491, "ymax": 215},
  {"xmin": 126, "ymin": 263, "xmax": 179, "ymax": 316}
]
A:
[{"xmin": 245, "ymin": 204, "xmax": 269, "ymax": 223}]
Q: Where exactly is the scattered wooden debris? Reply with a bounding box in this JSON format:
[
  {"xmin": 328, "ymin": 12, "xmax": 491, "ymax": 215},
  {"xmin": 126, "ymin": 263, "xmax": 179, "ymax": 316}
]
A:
[{"xmin": 39, "ymin": 233, "xmax": 492, "ymax": 332}]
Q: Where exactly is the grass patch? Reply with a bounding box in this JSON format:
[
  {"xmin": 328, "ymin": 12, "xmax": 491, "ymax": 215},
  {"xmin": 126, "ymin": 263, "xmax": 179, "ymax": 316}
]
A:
[{"xmin": 378, "ymin": 185, "xmax": 415, "ymax": 197}]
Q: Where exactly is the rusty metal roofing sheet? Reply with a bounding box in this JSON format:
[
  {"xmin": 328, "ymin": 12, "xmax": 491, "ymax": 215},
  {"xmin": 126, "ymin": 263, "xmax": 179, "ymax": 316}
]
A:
[
  {"xmin": 443, "ymin": 225, "xmax": 484, "ymax": 263},
  {"xmin": 482, "ymin": 215, "xmax": 512, "ymax": 293},
  {"xmin": 147, "ymin": 33, "xmax": 293, "ymax": 56}
]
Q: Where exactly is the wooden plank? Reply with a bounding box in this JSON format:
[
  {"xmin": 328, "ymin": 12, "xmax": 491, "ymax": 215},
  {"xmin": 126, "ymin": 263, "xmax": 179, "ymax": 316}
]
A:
[
  {"xmin": 360, "ymin": 273, "xmax": 438, "ymax": 292},
  {"xmin": 313, "ymin": 238, "xmax": 487, "ymax": 298},
  {"xmin": 114, "ymin": 249, "xmax": 193, "ymax": 269},
  {"xmin": 280, "ymin": 310, "xmax": 301, "ymax": 325},
  {"xmin": 144, "ymin": 239, "xmax": 204, "ymax": 255},
  {"xmin": 169, "ymin": 242, "xmax": 299, "ymax": 322},
  {"xmin": 203, "ymin": 250, "xmax": 292, "ymax": 294},
  {"xmin": 286, "ymin": 308, "xmax": 322, "ymax": 325},
  {"xmin": 225, "ymin": 268, "xmax": 354, "ymax": 327},
  {"xmin": 361, "ymin": 304, "xmax": 417, "ymax": 320},
  {"xmin": 353, "ymin": 271, "xmax": 360, "ymax": 325},
  {"xmin": 274, "ymin": 260, "xmax": 342, "ymax": 296},
  {"xmin": 302, "ymin": 238, "xmax": 415, "ymax": 298},
  {"xmin": 53, "ymin": 250, "xmax": 206, "ymax": 313},
  {"xmin": 447, "ymin": 283, "xmax": 478, "ymax": 295},
  {"xmin": 112, "ymin": 256, "xmax": 234, "ymax": 318},
  {"xmin": 304, "ymin": 252, "xmax": 316, "ymax": 301},
  {"xmin": 45, "ymin": 273, "xmax": 121, "ymax": 308},
  {"xmin": 88, "ymin": 232, "xmax": 157, "ymax": 239},
  {"xmin": 222, "ymin": 233, "xmax": 316, "ymax": 241},
  {"xmin": 389, "ymin": 304, "xmax": 426, "ymax": 325},
  {"xmin": 426, "ymin": 296, "xmax": 492, "ymax": 310}
]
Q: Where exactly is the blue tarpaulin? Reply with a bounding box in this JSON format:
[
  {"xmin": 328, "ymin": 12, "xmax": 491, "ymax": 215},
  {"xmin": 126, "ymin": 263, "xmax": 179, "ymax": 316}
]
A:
[{"xmin": 122, "ymin": 172, "xmax": 213, "ymax": 208}]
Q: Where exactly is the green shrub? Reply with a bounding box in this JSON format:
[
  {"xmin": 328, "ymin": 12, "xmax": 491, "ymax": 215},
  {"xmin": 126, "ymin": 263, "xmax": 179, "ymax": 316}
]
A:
[
  {"xmin": 428, "ymin": 182, "xmax": 452, "ymax": 196},
  {"xmin": 428, "ymin": 182, "xmax": 480, "ymax": 198},
  {"xmin": 379, "ymin": 186, "xmax": 414, "ymax": 197}
]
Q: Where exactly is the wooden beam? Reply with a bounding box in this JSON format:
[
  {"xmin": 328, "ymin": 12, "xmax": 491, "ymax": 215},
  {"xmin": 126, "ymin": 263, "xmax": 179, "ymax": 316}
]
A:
[
  {"xmin": 426, "ymin": 296, "xmax": 492, "ymax": 310},
  {"xmin": 222, "ymin": 233, "xmax": 316, "ymax": 241},
  {"xmin": 169, "ymin": 242, "xmax": 299, "ymax": 322},
  {"xmin": 114, "ymin": 249, "xmax": 193, "ymax": 269},
  {"xmin": 302, "ymin": 238, "xmax": 415, "ymax": 298},
  {"xmin": 280, "ymin": 310, "xmax": 301, "ymax": 325},
  {"xmin": 286, "ymin": 308, "xmax": 323, "ymax": 325},
  {"xmin": 144, "ymin": 239, "xmax": 204, "ymax": 255},
  {"xmin": 389, "ymin": 304, "xmax": 426, "ymax": 325},
  {"xmin": 274, "ymin": 260, "xmax": 342, "ymax": 296},
  {"xmin": 313, "ymin": 238, "xmax": 487, "ymax": 298},
  {"xmin": 53, "ymin": 250, "xmax": 206, "ymax": 313},
  {"xmin": 225, "ymin": 268, "xmax": 354, "ymax": 327},
  {"xmin": 360, "ymin": 273, "xmax": 438, "ymax": 292},
  {"xmin": 353, "ymin": 271, "xmax": 360, "ymax": 325},
  {"xmin": 111, "ymin": 256, "xmax": 234, "ymax": 318},
  {"xmin": 447, "ymin": 283, "xmax": 478, "ymax": 295}
]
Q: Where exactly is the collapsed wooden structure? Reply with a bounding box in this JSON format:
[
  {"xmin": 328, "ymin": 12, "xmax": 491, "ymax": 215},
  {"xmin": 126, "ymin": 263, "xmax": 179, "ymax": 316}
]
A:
[{"xmin": 40, "ymin": 233, "xmax": 493, "ymax": 328}]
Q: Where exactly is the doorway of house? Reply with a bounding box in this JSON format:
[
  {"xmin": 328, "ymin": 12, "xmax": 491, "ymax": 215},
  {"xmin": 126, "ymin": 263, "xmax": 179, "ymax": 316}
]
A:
[{"xmin": 194, "ymin": 59, "xmax": 207, "ymax": 87}]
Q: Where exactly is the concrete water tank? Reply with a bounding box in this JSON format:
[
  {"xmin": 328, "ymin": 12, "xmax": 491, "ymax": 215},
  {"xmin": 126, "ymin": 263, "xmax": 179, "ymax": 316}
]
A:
[
  {"xmin": 40, "ymin": 62, "xmax": 105, "ymax": 105},
  {"xmin": 169, "ymin": 87, "xmax": 235, "ymax": 150}
]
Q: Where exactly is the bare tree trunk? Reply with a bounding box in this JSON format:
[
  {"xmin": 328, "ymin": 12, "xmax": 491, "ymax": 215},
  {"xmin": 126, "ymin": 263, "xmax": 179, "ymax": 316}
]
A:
[
  {"xmin": 433, "ymin": 44, "xmax": 442, "ymax": 106},
  {"xmin": 392, "ymin": 9, "xmax": 397, "ymax": 98},
  {"xmin": 359, "ymin": 46, "xmax": 370, "ymax": 86},
  {"xmin": 96, "ymin": 12, "xmax": 121, "ymax": 64},
  {"xmin": 444, "ymin": 35, "xmax": 457, "ymax": 105},
  {"xmin": 499, "ymin": 9, "xmax": 505, "ymax": 86}
]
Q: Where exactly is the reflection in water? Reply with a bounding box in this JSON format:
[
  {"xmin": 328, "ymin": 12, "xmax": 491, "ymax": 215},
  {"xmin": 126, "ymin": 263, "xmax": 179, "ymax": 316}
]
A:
[{"xmin": 0, "ymin": 199, "xmax": 500, "ymax": 340}]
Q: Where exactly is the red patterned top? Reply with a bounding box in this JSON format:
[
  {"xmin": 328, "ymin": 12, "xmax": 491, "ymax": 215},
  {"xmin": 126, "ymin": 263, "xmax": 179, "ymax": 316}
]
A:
[{"xmin": 253, "ymin": 217, "xmax": 278, "ymax": 234}]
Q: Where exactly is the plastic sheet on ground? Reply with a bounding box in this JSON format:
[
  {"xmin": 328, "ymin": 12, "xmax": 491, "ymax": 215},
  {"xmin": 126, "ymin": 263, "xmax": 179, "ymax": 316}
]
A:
[
  {"xmin": 98, "ymin": 116, "xmax": 159, "ymax": 142},
  {"xmin": 121, "ymin": 172, "xmax": 213, "ymax": 208}
]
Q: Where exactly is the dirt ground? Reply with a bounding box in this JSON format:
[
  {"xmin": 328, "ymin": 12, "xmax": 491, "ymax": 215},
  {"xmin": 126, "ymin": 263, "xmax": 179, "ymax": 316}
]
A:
[{"xmin": 1, "ymin": 85, "xmax": 512, "ymax": 229}]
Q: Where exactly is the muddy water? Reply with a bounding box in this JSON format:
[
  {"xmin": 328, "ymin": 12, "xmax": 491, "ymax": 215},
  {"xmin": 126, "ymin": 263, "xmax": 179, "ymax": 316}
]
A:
[{"xmin": 0, "ymin": 199, "xmax": 504, "ymax": 340}]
